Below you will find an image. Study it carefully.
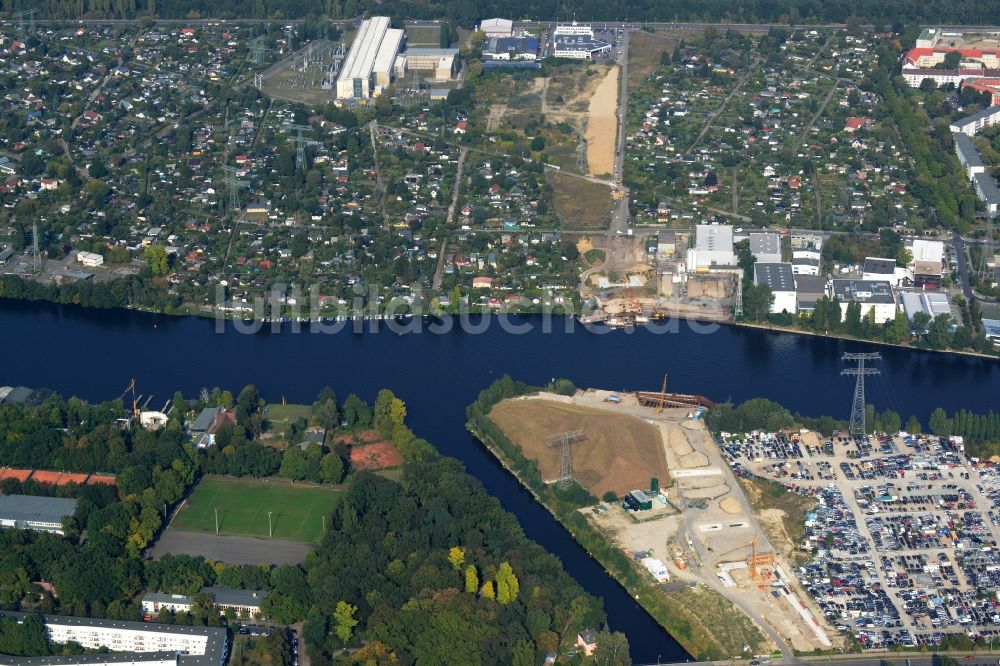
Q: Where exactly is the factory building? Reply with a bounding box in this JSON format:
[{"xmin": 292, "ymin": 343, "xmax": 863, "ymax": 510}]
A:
[
  {"xmin": 479, "ymin": 18, "xmax": 513, "ymax": 38},
  {"xmin": 749, "ymin": 232, "xmax": 782, "ymax": 264},
  {"xmin": 336, "ymin": 17, "xmax": 404, "ymax": 100},
  {"xmin": 829, "ymin": 279, "xmax": 898, "ymax": 323},
  {"xmin": 909, "ymin": 239, "xmax": 945, "ymax": 288},
  {"xmin": 754, "ymin": 262, "xmax": 797, "ymax": 314},
  {"xmin": 403, "ymin": 48, "xmax": 459, "ymax": 80},
  {"xmin": 687, "ymin": 224, "xmax": 736, "ymax": 270},
  {"xmin": 0, "ymin": 494, "xmax": 77, "ymax": 535}
]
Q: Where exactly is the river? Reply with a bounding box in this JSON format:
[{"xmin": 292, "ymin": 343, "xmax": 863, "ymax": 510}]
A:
[{"xmin": 1, "ymin": 300, "xmax": 999, "ymax": 663}]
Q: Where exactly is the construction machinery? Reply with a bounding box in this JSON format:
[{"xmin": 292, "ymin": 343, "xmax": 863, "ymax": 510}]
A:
[
  {"xmin": 747, "ymin": 536, "xmax": 775, "ymax": 588},
  {"xmin": 119, "ymin": 379, "xmax": 139, "ymax": 419},
  {"xmin": 655, "ymin": 373, "xmax": 668, "ymax": 413}
]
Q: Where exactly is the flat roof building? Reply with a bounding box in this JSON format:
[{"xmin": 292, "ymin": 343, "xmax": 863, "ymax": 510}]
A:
[
  {"xmin": 336, "ymin": 17, "xmax": 402, "ymax": 100},
  {"xmin": 829, "ymin": 279, "xmax": 897, "ymax": 323},
  {"xmin": 479, "ymin": 18, "xmax": 513, "ymax": 38},
  {"xmin": 0, "ymin": 495, "xmax": 77, "ymax": 535},
  {"xmin": 862, "ymin": 257, "xmax": 904, "ymax": 286},
  {"xmin": 954, "ymin": 132, "xmax": 985, "ymax": 178},
  {"xmin": 0, "ymin": 611, "xmax": 227, "ymax": 666},
  {"xmin": 552, "ymin": 33, "xmax": 611, "ymax": 60},
  {"xmin": 950, "ymin": 106, "xmax": 1000, "ymax": 136},
  {"xmin": 973, "ymin": 172, "xmax": 1000, "ymax": 216},
  {"xmin": 900, "ymin": 290, "xmax": 954, "ymax": 326},
  {"xmin": 688, "ymin": 224, "xmax": 736, "ymax": 269},
  {"xmin": 794, "ymin": 274, "xmax": 827, "ymax": 313},
  {"xmin": 754, "ymin": 262, "xmax": 796, "ymax": 314},
  {"xmin": 403, "ymin": 47, "xmax": 459, "ymax": 79},
  {"xmin": 749, "ymin": 232, "xmax": 782, "ymax": 264}
]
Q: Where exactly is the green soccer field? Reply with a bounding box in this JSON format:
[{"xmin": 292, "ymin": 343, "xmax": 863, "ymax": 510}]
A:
[{"xmin": 171, "ymin": 476, "xmax": 339, "ymax": 543}]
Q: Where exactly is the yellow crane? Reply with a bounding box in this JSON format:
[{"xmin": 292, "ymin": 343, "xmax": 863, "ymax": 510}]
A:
[{"xmin": 655, "ymin": 373, "xmax": 668, "ymax": 413}]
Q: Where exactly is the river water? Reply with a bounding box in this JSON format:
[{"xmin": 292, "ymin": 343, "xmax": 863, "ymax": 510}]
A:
[{"xmin": 1, "ymin": 300, "xmax": 998, "ymax": 662}]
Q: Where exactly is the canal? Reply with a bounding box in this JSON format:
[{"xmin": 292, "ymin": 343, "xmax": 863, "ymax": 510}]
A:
[{"xmin": 1, "ymin": 300, "xmax": 998, "ymax": 662}]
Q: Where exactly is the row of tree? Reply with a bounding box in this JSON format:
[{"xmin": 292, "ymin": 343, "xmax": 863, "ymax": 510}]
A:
[{"xmin": 8, "ymin": 0, "xmax": 999, "ymax": 26}]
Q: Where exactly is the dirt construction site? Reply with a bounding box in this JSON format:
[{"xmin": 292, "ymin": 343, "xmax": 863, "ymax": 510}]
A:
[{"xmin": 490, "ymin": 389, "xmax": 841, "ymax": 656}]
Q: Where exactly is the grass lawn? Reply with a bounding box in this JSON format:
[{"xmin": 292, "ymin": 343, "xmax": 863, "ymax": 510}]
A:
[
  {"xmin": 172, "ymin": 476, "xmax": 338, "ymax": 543},
  {"xmin": 546, "ymin": 171, "xmax": 615, "ymax": 231},
  {"xmin": 265, "ymin": 403, "xmax": 311, "ymax": 435}
]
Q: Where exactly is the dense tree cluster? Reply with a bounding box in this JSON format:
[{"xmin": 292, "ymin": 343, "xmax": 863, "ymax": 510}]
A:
[
  {"xmin": 927, "ymin": 407, "xmax": 1000, "ymax": 457},
  {"xmin": 7, "ymin": 0, "xmax": 1000, "ymax": 26},
  {"xmin": 300, "ymin": 450, "xmax": 612, "ymax": 664}
]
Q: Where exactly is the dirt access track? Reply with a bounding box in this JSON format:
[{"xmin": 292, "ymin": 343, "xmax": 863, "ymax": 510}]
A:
[
  {"xmin": 585, "ymin": 65, "xmax": 619, "ymax": 177},
  {"xmin": 489, "ymin": 393, "xmax": 668, "ymax": 497}
]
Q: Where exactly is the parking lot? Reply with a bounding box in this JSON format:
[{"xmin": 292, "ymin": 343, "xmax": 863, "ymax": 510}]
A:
[{"xmin": 721, "ymin": 429, "xmax": 1000, "ymax": 648}]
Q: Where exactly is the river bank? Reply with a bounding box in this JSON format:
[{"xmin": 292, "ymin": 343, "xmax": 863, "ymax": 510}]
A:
[{"xmin": 466, "ymin": 379, "xmax": 766, "ymax": 661}]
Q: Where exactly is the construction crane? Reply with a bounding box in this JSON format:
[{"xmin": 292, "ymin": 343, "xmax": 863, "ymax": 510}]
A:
[
  {"xmin": 119, "ymin": 379, "xmax": 139, "ymax": 418},
  {"xmin": 655, "ymin": 373, "xmax": 668, "ymax": 413},
  {"xmin": 746, "ymin": 535, "xmax": 775, "ymax": 586}
]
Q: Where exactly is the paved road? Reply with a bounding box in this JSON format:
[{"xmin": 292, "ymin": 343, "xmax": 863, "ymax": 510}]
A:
[
  {"xmin": 609, "ymin": 28, "xmax": 631, "ymax": 239},
  {"xmin": 953, "ymin": 232, "xmax": 975, "ymax": 301}
]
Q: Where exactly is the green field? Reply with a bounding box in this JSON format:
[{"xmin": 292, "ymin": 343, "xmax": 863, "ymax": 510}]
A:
[{"xmin": 172, "ymin": 476, "xmax": 339, "ymax": 543}]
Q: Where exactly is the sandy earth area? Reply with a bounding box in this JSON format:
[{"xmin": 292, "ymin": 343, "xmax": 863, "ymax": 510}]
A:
[{"xmin": 585, "ymin": 65, "xmax": 619, "ymax": 176}]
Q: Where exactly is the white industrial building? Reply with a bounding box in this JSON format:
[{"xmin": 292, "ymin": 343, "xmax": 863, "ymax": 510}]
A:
[
  {"xmin": 479, "ymin": 18, "xmax": 513, "ymax": 37},
  {"xmin": 77, "ymin": 251, "xmax": 104, "ymax": 268},
  {"xmin": 0, "ymin": 611, "xmax": 227, "ymax": 666},
  {"xmin": 862, "ymin": 257, "xmax": 906, "ymax": 287},
  {"xmin": 754, "ymin": 262, "xmax": 797, "ymax": 314},
  {"xmin": 403, "ymin": 47, "xmax": 458, "ymax": 80},
  {"xmin": 687, "ymin": 224, "xmax": 736, "ymax": 270},
  {"xmin": 909, "ymin": 239, "xmax": 945, "ymax": 287},
  {"xmin": 900, "ymin": 290, "xmax": 954, "ymax": 327},
  {"xmin": 0, "ymin": 494, "xmax": 77, "ymax": 535},
  {"xmin": 336, "ymin": 17, "xmax": 403, "ymax": 100},
  {"xmin": 749, "ymin": 232, "xmax": 782, "ymax": 264},
  {"xmin": 829, "ymin": 279, "xmax": 898, "ymax": 323}
]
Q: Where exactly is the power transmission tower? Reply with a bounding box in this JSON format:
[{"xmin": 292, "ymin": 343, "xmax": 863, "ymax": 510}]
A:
[
  {"xmin": 223, "ymin": 166, "xmax": 242, "ymax": 216},
  {"xmin": 841, "ymin": 352, "xmax": 881, "ymax": 436},
  {"xmin": 734, "ymin": 274, "xmax": 743, "ymax": 318},
  {"xmin": 548, "ymin": 431, "xmax": 586, "ymax": 486},
  {"xmin": 32, "ymin": 222, "xmax": 40, "ymax": 273},
  {"xmin": 575, "ymin": 134, "xmax": 588, "ymax": 173},
  {"xmin": 285, "ymin": 124, "xmax": 312, "ymax": 171},
  {"xmin": 14, "ymin": 9, "xmax": 37, "ymax": 40}
]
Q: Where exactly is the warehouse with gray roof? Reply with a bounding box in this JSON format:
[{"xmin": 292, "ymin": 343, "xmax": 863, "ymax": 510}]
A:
[{"xmin": 0, "ymin": 495, "xmax": 77, "ymax": 535}]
